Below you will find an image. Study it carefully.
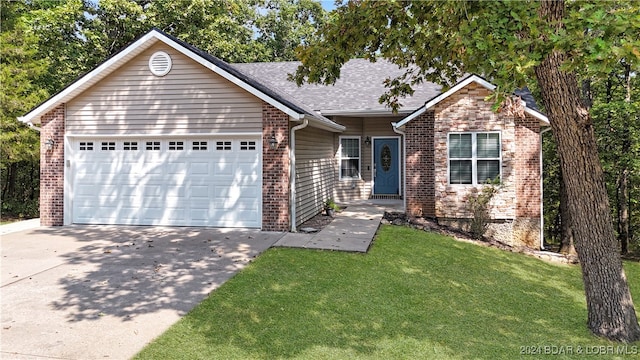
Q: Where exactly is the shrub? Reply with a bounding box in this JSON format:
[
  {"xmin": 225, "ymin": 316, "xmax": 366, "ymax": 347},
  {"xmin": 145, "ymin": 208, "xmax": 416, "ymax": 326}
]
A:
[{"xmin": 468, "ymin": 179, "xmax": 501, "ymax": 239}]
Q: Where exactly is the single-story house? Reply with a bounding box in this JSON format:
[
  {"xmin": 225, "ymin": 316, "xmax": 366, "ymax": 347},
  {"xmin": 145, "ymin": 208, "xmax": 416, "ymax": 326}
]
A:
[{"xmin": 19, "ymin": 28, "xmax": 549, "ymax": 247}]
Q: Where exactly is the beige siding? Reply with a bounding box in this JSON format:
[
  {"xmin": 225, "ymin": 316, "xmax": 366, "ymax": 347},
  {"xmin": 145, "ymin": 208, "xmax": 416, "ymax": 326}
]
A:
[
  {"xmin": 332, "ymin": 116, "xmax": 403, "ymax": 201},
  {"xmin": 67, "ymin": 44, "xmax": 262, "ymax": 135},
  {"xmin": 294, "ymin": 126, "xmax": 335, "ymax": 226}
]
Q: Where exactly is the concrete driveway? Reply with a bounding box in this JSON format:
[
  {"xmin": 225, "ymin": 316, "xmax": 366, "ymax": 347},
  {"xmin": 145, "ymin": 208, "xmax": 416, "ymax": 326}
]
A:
[{"xmin": 1, "ymin": 225, "xmax": 283, "ymax": 359}]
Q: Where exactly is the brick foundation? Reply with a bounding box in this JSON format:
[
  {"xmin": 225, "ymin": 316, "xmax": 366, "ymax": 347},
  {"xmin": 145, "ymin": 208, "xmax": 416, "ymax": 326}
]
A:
[
  {"xmin": 40, "ymin": 104, "xmax": 65, "ymax": 226},
  {"xmin": 262, "ymin": 103, "xmax": 290, "ymax": 231}
]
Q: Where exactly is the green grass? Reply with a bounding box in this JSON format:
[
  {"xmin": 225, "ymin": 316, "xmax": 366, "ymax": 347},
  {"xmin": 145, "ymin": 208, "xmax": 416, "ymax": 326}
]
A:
[{"xmin": 135, "ymin": 226, "xmax": 640, "ymax": 360}]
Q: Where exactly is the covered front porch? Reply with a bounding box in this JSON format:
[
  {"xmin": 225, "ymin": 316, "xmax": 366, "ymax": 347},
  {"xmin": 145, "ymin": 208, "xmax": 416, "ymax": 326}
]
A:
[{"xmin": 331, "ymin": 115, "xmax": 406, "ymax": 203}]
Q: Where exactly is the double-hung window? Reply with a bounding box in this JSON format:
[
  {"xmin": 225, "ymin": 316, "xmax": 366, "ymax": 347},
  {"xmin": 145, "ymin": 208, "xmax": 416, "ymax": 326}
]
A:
[
  {"xmin": 448, "ymin": 132, "xmax": 501, "ymax": 185},
  {"xmin": 339, "ymin": 137, "xmax": 361, "ymax": 179}
]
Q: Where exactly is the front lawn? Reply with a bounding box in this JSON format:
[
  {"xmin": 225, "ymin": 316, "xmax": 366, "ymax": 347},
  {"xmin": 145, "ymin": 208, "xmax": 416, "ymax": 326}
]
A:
[{"xmin": 135, "ymin": 225, "xmax": 640, "ymax": 359}]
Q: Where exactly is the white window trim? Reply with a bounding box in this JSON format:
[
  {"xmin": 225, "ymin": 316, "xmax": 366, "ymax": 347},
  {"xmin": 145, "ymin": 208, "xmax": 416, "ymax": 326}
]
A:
[
  {"xmin": 447, "ymin": 131, "xmax": 502, "ymax": 185},
  {"xmin": 339, "ymin": 136, "xmax": 362, "ymax": 180}
]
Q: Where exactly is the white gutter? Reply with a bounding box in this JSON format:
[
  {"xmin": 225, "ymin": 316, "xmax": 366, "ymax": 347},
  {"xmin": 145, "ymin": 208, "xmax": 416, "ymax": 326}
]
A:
[
  {"xmin": 539, "ymin": 127, "xmax": 552, "ymax": 250},
  {"xmin": 302, "ymin": 114, "xmax": 345, "ymax": 132},
  {"xmin": 289, "ymin": 119, "xmax": 309, "ymax": 232},
  {"xmin": 391, "ymin": 122, "xmax": 407, "ymax": 213},
  {"xmin": 25, "ymin": 121, "xmax": 41, "ymax": 132},
  {"xmin": 319, "ymin": 109, "xmax": 415, "ymax": 117}
]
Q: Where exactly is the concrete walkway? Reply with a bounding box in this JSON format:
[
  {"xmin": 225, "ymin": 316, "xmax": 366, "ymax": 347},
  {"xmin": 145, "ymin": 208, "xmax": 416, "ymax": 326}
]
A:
[
  {"xmin": 0, "ymin": 218, "xmax": 40, "ymax": 236},
  {"xmin": 274, "ymin": 200, "xmax": 403, "ymax": 252}
]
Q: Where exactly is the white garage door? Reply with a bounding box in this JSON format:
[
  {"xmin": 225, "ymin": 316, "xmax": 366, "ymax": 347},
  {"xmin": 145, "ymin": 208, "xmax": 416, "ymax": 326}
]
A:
[{"xmin": 70, "ymin": 137, "xmax": 261, "ymax": 228}]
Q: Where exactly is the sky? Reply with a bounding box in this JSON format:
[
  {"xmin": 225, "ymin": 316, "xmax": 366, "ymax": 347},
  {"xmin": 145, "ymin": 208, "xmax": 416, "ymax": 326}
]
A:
[{"xmin": 319, "ymin": 1, "xmax": 338, "ymax": 11}]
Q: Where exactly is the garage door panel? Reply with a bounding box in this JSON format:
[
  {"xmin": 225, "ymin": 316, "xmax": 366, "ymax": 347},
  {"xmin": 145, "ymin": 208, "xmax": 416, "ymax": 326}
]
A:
[
  {"xmin": 166, "ymin": 163, "xmax": 188, "ymax": 174},
  {"xmin": 143, "ymin": 207, "xmax": 186, "ymax": 222},
  {"xmin": 236, "ymin": 163, "xmax": 259, "ymax": 173},
  {"xmin": 214, "ymin": 185, "xmax": 259, "ymax": 198},
  {"xmin": 189, "ymin": 185, "xmax": 210, "ymax": 198},
  {"xmin": 189, "ymin": 209, "xmax": 210, "ymax": 222},
  {"xmin": 212, "ymin": 163, "xmax": 235, "ymax": 175},
  {"xmin": 99, "ymin": 207, "xmax": 140, "ymax": 223},
  {"xmin": 72, "ymin": 137, "xmax": 261, "ymax": 227},
  {"xmin": 213, "ymin": 199, "xmax": 259, "ymax": 210},
  {"xmin": 233, "ymin": 175, "xmax": 260, "ymax": 186},
  {"xmin": 165, "ymin": 186, "xmax": 187, "ymax": 198},
  {"xmin": 190, "ymin": 162, "xmax": 210, "ymax": 175},
  {"xmin": 212, "ymin": 210, "xmax": 260, "ymax": 227}
]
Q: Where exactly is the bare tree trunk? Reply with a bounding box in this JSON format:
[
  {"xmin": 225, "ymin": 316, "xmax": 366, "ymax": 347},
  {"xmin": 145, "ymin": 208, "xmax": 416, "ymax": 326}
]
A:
[
  {"xmin": 617, "ymin": 168, "xmax": 630, "ymax": 254},
  {"xmin": 535, "ymin": 0, "xmax": 640, "ymax": 343},
  {"xmin": 29, "ymin": 161, "xmax": 38, "ymax": 200},
  {"xmin": 617, "ymin": 63, "xmax": 632, "ymax": 255},
  {"xmin": 581, "ymin": 78, "xmax": 592, "ymax": 108},
  {"xmin": 7, "ymin": 163, "xmax": 17, "ymax": 200},
  {"xmin": 559, "ymin": 170, "xmax": 576, "ymax": 255}
]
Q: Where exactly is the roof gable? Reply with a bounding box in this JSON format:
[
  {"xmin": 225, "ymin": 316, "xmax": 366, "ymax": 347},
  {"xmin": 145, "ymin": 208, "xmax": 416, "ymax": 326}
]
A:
[
  {"xmin": 393, "ymin": 75, "xmax": 549, "ymax": 128},
  {"xmin": 19, "ymin": 29, "xmax": 343, "ymax": 132}
]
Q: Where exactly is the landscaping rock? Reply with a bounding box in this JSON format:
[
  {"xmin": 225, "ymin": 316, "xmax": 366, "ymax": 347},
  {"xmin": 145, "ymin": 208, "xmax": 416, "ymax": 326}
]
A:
[{"xmin": 382, "ymin": 211, "xmax": 578, "ymax": 265}]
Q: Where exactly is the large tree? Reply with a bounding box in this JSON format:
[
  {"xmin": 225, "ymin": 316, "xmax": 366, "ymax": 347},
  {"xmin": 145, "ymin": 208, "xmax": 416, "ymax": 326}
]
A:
[
  {"xmin": 293, "ymin": 0, "xmax": 640, "ymax": 342},
  {"xmin": 255, "ymin": 0, "xmax": 328, "ymax": 61},
  {"xmin": 0, "ymin": 0, "xmax": 49, "ymax": 218}
]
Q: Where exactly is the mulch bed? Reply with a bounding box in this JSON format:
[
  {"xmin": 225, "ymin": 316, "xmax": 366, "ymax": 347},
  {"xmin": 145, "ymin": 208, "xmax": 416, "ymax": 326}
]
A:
[
  {"xmin": 297, "ymin": 212, "xmax": 335, "ymax": 232},
  {"xmin": 296, "ymin": 206, "xmax": 349, "ymax": 232}
]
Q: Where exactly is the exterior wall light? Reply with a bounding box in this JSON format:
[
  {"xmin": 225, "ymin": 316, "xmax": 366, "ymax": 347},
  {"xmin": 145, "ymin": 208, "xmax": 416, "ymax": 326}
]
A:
[
  {"xmin": 364, "ymin": 136, "xmax": 371, "ymax": 146},
  {"xmin": 45, "ymin": 138, "xmax": 55, "ymax": 151},
  {"xmin": 269, "ymin": 133, "xmax": 278, "ymax": 150}
]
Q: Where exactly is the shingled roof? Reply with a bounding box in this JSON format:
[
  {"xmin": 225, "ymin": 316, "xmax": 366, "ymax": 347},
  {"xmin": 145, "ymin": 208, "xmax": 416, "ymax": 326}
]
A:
[
  {"xmin": 232, "ymin": 59, "xmax": 442, "ymax": 115},
  {"xmin": 233, "ymin": 60, "xmax": 546, "ymax": 120}
]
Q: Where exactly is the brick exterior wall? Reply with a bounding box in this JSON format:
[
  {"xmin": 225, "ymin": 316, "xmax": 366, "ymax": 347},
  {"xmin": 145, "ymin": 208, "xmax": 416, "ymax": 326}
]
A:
[
  {"xmin": 404, "ymin": 82, "xmax": 542, "ymax": 247},
  {"xmin": 515, "ymin": 117, "xmax": 541, "ymax": 218},
  {"xmin": 262, "ymin": 103, "xmax": 290, "ymax": 231},
  {"xmin": 405, "ymin": 111, "xmax": 435, "ymax": 217},
  {"xmin": 40, "ymin": 104, "xmax": 65, "ymax": 226},
  {"xmin": 513, "ymin": 115, "xmax": 542, "ymax": 247},
  {"xmin": 433, "ymin": 83, "xmax": 517, "ymax": 220}
]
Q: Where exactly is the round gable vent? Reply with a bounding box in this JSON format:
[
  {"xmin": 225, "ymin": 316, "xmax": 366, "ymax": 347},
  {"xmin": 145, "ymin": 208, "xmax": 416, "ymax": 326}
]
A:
[{"xmin": 149, "ymin": 51, "xmax": 172, "ymax": 77}]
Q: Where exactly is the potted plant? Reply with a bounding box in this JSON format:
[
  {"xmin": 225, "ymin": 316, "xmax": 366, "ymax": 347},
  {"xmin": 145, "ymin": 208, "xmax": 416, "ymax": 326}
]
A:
[{"xmin": 324, "ymin": 198, "xmax": 339, "ymax": 217}]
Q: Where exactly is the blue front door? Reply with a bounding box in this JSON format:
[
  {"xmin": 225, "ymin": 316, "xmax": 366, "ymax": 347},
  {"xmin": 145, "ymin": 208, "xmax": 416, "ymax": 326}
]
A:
[{"xmin": 373, "ymin": 138, "xmax": 400, "ymax": 195}]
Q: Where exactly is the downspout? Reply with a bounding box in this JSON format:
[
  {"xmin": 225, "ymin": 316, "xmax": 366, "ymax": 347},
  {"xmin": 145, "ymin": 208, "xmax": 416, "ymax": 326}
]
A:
[
  {"xmin": 539, "ymin": 127, "xmax": 552, "ymax": 250},
  {"xmin": 290, "ymin": 118, "xmax": 309, "ymax": 232},
  {"xmin": 391, "ymin": 123, "xmax": 407, "ymax": 213}
]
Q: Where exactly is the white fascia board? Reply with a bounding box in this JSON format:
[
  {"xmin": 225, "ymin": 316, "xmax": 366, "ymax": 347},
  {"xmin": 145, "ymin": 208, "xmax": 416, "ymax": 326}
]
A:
[
  {"xmin": 395, "ymin": 75, "xmax": 494, "ymax": 128},
  {"xmin": 394, "ymin": 75, "xmax": 550, "ymax": 128},
  {"xmin": 19, "ymin": 31, "xmax": 161, "ymax": 125},
  {"xmin": 521, "ymin": 100, "xmax": 550, "ymax": 124},
  {"xmin": 423, "ymin": 75, "xmax": 496, "ymax": 111},
  {"xmin": 393, "ymin": 107, "xmax": 427, "ymax": 128}
]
